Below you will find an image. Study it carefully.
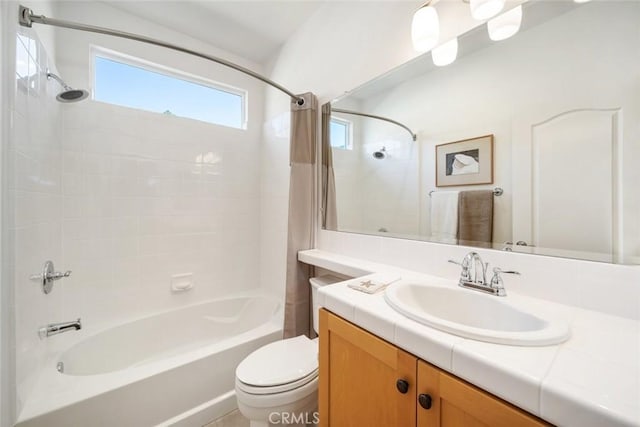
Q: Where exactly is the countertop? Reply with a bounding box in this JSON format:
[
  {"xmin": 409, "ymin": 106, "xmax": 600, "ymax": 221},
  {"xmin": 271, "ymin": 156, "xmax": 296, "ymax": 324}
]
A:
[{"xmin": 300, "ymin": 249, "xmax": 640, "ymax": 427}]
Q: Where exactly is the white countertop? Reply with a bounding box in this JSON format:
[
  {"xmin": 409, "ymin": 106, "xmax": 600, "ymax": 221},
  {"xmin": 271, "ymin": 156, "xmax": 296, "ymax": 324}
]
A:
[{"xmin": 300, "ymin": 249, "xmax": 640, "ymax": 427}]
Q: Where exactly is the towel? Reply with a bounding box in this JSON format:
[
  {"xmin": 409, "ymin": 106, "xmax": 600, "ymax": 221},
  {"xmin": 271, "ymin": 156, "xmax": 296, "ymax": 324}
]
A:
[
  {"xmin": 458, "ymin": 190, "xmax": 494, "ymax": 244},
  {"xmin": 430, "ymin": 191, "xmax": 459, "ymax": 242}
]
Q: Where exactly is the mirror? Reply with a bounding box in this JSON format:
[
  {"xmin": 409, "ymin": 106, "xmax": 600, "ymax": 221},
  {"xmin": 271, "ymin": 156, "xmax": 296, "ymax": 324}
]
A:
[{"xmin": 322, "ymin": 0, "xmax": 639, "ymax": 264}]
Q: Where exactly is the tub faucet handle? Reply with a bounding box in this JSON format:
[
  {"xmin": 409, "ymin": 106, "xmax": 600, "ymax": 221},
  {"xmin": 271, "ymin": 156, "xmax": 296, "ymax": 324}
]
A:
[{"xmin": 30, "ymin": 260, "xmax": 72, "ymax": 294}]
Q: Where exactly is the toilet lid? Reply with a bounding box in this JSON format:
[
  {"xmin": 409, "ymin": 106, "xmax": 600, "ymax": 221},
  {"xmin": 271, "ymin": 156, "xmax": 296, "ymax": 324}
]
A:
[{"xmin": 236, "ymin": 335, "xmax": 318, "ymax": 387}]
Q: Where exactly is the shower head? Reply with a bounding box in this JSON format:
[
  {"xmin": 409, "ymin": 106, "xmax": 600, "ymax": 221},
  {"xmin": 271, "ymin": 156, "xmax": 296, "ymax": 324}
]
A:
[
  {"xmin": 373, "ymin": 147, "xmax": 387, "ymax": 160},
  {"xmin": 46, "ymin": 71, "xmax": 89, "ymax": 103}
]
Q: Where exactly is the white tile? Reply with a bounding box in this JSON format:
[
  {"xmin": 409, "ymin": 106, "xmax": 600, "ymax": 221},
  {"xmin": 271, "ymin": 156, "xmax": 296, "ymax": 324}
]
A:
[
  {"xmin": 353, "ymin": 293, "xmax": 401, "ymax": 343},
  {"xmin": 62, "ymin": 173, "xmax": 87, "ymax": 196},
  {"xmin": 320, "ymin": 283, "xmax": 357, "ymax": 323},
  {"xmin": 84, "ymin": 153, "xmax": 112, "ymax": 176},
  {"xmin": 451, "ymin": 339, "xmax": 559, "ymax": 416},
  {"xmin": 541, "ymin": 347, "xmax": 640, "ymax": 427},
  {"xmin": 394, "ymin": 316, "xmax": 463, "ymax": 373}
]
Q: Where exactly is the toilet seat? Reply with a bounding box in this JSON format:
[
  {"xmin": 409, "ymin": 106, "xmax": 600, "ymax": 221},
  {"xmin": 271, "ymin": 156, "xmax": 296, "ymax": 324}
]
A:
[
  {"xmin": 237, "ymin": 368, "xmax": 318, "ymax": 394},
  {"xmin": 236, "ymin": 335, "xmax": 318, "ymax": 395}
]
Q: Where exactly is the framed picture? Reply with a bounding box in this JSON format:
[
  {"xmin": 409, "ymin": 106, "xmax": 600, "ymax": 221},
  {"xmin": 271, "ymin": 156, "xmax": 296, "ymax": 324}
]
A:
[{"xmin": 435, "ymin": 134, "xmax": 493, "ymax": 187}]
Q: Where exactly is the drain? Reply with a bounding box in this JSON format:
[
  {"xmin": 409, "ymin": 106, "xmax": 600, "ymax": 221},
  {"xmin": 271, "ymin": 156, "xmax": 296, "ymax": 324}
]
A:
[{"xmin": 56, "ymin": 362, "xmax": 64, "ymax": 373}]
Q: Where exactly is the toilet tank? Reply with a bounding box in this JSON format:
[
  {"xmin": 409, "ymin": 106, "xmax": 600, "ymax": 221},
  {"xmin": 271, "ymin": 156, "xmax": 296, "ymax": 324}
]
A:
[{"xmin": 310, "ymin": 275, "xmax": 343, "ymax": 334}]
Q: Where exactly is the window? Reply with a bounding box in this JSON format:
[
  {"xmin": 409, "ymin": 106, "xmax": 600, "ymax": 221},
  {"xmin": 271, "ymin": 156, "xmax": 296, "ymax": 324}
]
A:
[
  {"xmin": 92, "ymin": 50, "xmax": 246, "ymax": 129},
  {"xmin": 330, "ymin": 117, "xmax": 352, "ymax": 150}
]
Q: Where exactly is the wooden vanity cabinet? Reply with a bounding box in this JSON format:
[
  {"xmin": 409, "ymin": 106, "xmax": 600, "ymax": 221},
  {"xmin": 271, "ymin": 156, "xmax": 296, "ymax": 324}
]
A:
[
  {"xmin": 318, "ymin": 308, "xmax": 416, "ymax": 426},
  {"xmin": 319, "ymin": 309, "xmax": 550, "ymax": 427}
]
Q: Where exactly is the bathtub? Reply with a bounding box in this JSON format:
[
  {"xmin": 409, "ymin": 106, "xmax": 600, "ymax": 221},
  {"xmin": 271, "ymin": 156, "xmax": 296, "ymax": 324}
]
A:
[{"xmin": 16, "ymin": 294, "xmax": 283, "ymax": 427}]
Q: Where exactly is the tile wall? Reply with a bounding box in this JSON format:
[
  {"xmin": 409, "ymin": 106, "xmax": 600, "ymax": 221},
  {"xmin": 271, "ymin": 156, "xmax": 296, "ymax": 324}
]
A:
[
  {"xmin": 11, "ymin": 24, "xmax": 264, "ymax": 417},
  {"xmin": 12, "ymin": 25, "xmax": 63, "ymax": 413}
]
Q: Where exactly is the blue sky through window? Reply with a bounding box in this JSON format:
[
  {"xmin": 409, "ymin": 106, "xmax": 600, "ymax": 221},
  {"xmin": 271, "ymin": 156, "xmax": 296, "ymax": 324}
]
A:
[
  {"xmin": 94, "ymin": 56, "xmax": 244, "ymax": 129},
  {"xmin": 330, "ymin": 118, "xmax": 350, "ymax": 149}
]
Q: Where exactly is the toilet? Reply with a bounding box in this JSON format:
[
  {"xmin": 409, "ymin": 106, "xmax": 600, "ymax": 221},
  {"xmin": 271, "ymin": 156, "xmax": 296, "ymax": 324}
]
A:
[{"xmin": 235, "ymin": 275, "xmax": 342, "ymax": 427}]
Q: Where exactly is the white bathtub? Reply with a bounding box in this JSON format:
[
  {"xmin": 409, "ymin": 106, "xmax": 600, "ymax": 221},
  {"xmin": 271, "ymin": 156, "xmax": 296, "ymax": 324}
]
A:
[{"xmin": 16, "ymin": 294, "xmax": 283, "ymax": 427}]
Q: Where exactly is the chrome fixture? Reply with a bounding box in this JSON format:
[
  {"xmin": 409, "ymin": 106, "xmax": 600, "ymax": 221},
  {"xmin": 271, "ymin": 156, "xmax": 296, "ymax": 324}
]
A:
[
  {"xmin": 18, "ymin": 5, "xmax": 305, "ymax": 106},
  {"xmin": 373, "ymin": 147, "xmax": 387, "ymax": 160},
  {"xmin": 39, "ymin": 318, "xmax": 81, "ymax": 339},
  {"xmin": 449, "ymin": 252, "xmax": 519, "ymax": 296},
  {"xmin": 489, "ymin": 267, "xmax": 520, "ymax": 295},
  {"xmin": 331, "ymin": 108, "xmax": 417, "ymax": 141},
  {"xmin": 46, "ymin": 70, "xmax": 89, "ymax": 103},
  {"xmin": 56, "ymin": 362, "xmax": 65, "ymax": 373},
  {"xmin": 30, "ymin": 260, "xmax": 72, "ymax": 294}
]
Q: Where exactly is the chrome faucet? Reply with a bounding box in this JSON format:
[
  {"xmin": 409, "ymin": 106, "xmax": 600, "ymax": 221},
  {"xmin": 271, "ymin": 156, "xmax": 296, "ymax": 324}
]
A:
[
  {"xmin": 449, "ymin": 252, "xmax": 519, "ymax": 296},
  {"xmin": 39, "ymin": 318, "xmax": 81, "ymax": 339}
]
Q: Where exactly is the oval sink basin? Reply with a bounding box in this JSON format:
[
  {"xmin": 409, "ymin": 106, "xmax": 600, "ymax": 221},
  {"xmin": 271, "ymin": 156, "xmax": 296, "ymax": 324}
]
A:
[{"xmin": 384, "ymin": 282, "xmax": 569, "ymax": 346}]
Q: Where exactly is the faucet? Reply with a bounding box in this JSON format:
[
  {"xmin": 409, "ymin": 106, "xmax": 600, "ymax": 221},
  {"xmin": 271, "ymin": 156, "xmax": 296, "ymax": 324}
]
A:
[
  {"xmin": 449, "ymin": 251, "xmax": 488, "ymax": 285},
  {"xmin": 39, "ymin": 318, "xmax": 81, "ymax": 339},
  {"xmin": 448, "ymin": 252, "xmax": 519, "ymax": 296}
]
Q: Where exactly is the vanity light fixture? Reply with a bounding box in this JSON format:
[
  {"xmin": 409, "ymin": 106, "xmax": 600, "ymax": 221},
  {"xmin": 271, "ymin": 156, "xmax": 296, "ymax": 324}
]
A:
[
  {"xmin": 432, "ymin": 37, "xmax": 458, "ymax": 66},
  {"xmin": 487, "ymin": 5, "xmax": 522, "ymax": 41},
  {"xmin": 573, "ymin": 0, "xmax": 592, "ymax": 2},
  {"xmin": 412, "ymin": 1, "xmax": 440, "ymax": 52},
  {"xmin": 470, "ymin": 0, "xmax": 505, "ymax": 20}
]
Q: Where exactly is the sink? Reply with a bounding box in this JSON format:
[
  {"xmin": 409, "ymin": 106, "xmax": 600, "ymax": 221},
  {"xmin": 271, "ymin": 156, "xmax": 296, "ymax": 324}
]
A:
[{"xmin": 384, "ymin": 282, "xmax": 570, "ymax": 346}]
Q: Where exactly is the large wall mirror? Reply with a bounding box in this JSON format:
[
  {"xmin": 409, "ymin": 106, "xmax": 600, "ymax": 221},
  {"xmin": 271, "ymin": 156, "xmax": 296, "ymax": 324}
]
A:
[{"xmin": 321, "ymin": 0, "xmax": 639, "ymax": 264}]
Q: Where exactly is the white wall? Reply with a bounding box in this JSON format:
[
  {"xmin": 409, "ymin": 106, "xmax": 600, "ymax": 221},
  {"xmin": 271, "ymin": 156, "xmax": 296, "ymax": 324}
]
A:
[
  {"xmin": 261, "ymin": 0, "xmax": 494, "ymax": 299},
  {"xmin": 0, "ymin": 2, "xmax": 17, "ymax": 425},
  {"xmin": 11, "ymin": 19, "xmax": 64, "ymax": 418},
  {"xmin": 10, "ymin": 0, "xmax": 267, "ymax": 420},
  {"xmin": 265, "ymin": 1, "xmax": 640, "ymax": 317}
]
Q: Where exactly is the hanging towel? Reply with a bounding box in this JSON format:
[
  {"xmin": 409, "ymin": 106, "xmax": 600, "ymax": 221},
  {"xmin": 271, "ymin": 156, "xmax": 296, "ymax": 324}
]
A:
[
  {"xmin": 430, "ymin": 191, "xmax": 459, "ymax": 242},
  {"xmin": 458, "ymin": 190, "xmax": 494, "ymax": 244}
]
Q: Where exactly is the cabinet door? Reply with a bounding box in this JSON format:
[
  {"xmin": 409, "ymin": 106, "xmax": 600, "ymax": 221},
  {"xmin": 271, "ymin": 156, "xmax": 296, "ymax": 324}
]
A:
[
  {"xmin": 417, "ymin": 361, "xmax": 550, "ymax": 427},
  {"xmin": 319, "ymin": 309, "xmax": 417, "ymax": 427}
]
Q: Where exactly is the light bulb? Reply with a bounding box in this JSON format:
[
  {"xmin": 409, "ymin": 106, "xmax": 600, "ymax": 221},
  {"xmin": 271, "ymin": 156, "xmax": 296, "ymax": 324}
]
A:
[
  {"xmin": 488, "ymin": 6, "xmax": 522, "ymax": 41},
  {"xmin": 573, "ymin": 0, "xmax": 592, "ymax": 3},
  {"xmin": 470, "ymin": 0, "xmax": 505, "ymax": 20},
  {"xmin": 411, "ymin": 5, "xmax": 439, "ymax": 52},
  {"xmin": 432, "ymin": 38, "xmax": 458, "ymax": 66}
]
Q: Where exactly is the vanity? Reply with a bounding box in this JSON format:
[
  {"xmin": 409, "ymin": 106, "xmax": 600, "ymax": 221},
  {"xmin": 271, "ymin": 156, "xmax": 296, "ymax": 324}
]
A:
[
  {"xmin": 306, "ymin": 1, "xmax": 640, "ymax": 425},
  {"xmin": 320, "ymin": 310, "xmax": 548, "ymax": 426},
  {"xmin": 300, "ymin": 249, "xmax": 640, "ymax": 427}
]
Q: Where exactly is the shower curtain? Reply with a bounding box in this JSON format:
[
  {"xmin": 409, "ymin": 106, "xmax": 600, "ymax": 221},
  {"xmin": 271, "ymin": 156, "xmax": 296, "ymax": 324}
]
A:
[
  {"xmin": 321, "ymin": 103, "xmax": 338, "ymax": 230},
  {"xmin": 284, "ymin": 92, "xmax": 318, "ymax": 338}
]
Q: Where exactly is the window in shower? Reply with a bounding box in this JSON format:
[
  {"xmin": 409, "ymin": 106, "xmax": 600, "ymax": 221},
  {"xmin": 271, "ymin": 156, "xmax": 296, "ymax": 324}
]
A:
[
  {"xmin": 330, "ymin": 117, "xmax": 352, "ymax": 150},
  {"xmin": 92, "ymin": 49, "xmax": 246, "ymax": 129}
]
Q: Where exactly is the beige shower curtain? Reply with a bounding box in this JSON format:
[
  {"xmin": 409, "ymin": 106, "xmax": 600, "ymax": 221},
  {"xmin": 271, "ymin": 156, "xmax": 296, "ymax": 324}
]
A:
[
  {"xmin": 284, "ymin": 92, "xmax": 318, "ymax": 338},
  {"xmin": 321, "ymin": 103, "xmax": 338, "ymax": 230}
]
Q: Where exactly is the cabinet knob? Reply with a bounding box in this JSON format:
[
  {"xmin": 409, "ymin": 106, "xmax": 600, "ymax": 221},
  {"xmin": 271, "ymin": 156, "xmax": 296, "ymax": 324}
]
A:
[
  {"xmin": 418, "ymin": 393, "xmax": 432, "ymax": 410},
  {"xmin": 396, "ymin": 379, "xmax": 409, "ymax": 394}
]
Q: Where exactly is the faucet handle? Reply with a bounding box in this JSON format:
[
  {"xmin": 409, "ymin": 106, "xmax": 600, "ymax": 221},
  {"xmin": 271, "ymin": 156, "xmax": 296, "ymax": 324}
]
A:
[
  {"xmin": 448, "ymin": 259, "xmax": 470, "ymax": 279},
  {"xmin": 493, "ymin": 267, "xmax": 520, "ymax": 276},
  {"xmin": 490, "ymin": 268, "xmax": 520, "ymax": 296}
]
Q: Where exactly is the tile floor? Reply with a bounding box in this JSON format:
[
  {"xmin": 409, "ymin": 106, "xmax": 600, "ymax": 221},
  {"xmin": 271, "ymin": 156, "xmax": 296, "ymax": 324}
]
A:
[{"xmin": 204, "ymin": 409, "xmax": 250, "ymax": 427}]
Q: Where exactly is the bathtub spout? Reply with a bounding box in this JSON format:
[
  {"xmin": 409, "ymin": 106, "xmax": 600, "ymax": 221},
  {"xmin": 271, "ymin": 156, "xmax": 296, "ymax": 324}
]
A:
[{"xmin": 39, "ymin": 318, "xmax": 82, "ymax": 339}]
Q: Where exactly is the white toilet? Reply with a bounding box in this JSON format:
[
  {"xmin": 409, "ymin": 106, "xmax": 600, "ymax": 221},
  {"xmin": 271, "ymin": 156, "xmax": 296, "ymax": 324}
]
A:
[{"xmin": 235, "ymin": 275, "xmax": 342, "ymax": 427}]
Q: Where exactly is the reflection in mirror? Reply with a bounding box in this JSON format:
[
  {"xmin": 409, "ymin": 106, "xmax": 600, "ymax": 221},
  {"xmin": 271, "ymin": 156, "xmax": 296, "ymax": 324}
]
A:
[{"xmin": 322, "ymin": 1, "xmax": 639, "ymax": 264}]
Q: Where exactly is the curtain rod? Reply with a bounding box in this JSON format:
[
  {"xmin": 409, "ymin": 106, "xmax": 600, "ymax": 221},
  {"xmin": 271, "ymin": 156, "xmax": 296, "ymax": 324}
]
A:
[
  {"xmin": 18, "ymin": 5, "xmax": 305, "ymax": 106},
  {"xmin": 331, "ymin": 108, "xmax": 417, "ymax": 141}
]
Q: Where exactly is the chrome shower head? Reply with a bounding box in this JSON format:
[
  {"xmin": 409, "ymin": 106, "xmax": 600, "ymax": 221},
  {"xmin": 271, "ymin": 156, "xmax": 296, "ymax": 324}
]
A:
[
  {"xmin": 373, "ymin": 147, "xmax": 387, "ymax": 160},
  {"xmin": 46, "ymin": 71, "xmax": 89, "ymax": 103}
]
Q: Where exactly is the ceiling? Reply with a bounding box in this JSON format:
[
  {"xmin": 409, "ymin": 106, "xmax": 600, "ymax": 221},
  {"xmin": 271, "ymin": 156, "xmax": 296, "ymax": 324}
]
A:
[{"xmin": 102, "ymin": 1, "xmax": 326, "ymax": 64}]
